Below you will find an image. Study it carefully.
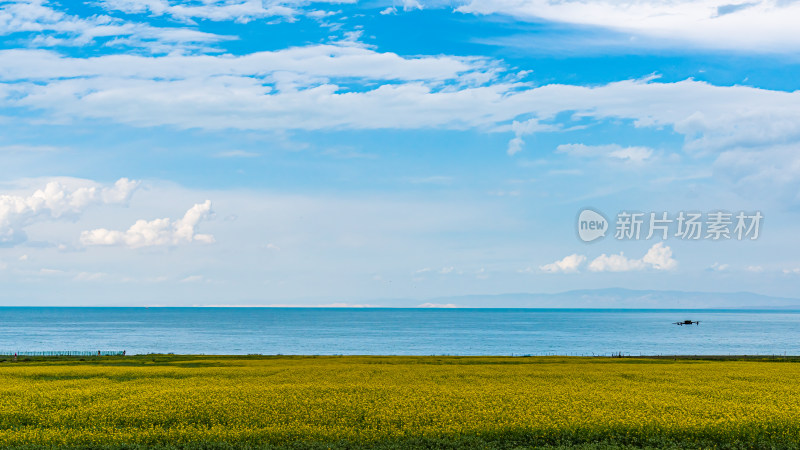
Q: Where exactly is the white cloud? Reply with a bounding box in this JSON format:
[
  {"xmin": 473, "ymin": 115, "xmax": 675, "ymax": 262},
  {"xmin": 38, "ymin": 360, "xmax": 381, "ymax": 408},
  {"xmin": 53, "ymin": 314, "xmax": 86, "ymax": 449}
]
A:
[
  {"xmin": 713, "ymin": 143, "xmax": 800, "ymax": 201},
  {"xmin": 402, "ymin": 0, "xmax": 423, "ymax": 11},
  {"xmin": 0, "ymin": 177, "xmax": 139, "ymax": 245},
  {"xmin": 407, "ymin": 176, "xmax": 454, "ymax": 185},
  {"xmin": 99, "ymin": 0, "xmax": 353, "ymax": 23},
  {"xmin": 642, "ymin": 242, "xmax": 678, "ymax": 270},
  {"xmin": 506, "ymin": 135, "xmax": 525, "ymax": 156},
  {"xmin": 608, "ymin": 146, "xmax": 653, "ymax": 163},
  {"xmin": 589, "ymin": 243, "xmax": 677, "ymax": 272},
  {"xmin": 5, "ymin": 51, "xmax": 799, "ymax": 184},
  {"xmin": 2, "ymin": 1, "xmax": 800, "ymax": 218},
  {"xmin": 417, "ymin": 303, "xmax": 457, "ymax": 308},
  {"xmin": 709, "ymin": 262, "xmax": 729, "ymax": 271},
  {"xmin": 456, "ymin": 0, "xmax": 800, "ymax": 54},
  {"xmin": 0, "ymin": 0, "xmax": 109, "ymax": 37},
  {"xmin": 0, "ymin": 144, "xmax": 60, "ymax": 152},
  {"xmin": 415, "ymin": 266, "xmax": 456, "ymax": 275},
  {"xmin": 74, "ymin": 271, "xmax": 107, "ymax": 281},
  {"xmin": 80, "ymin": 200, "xmax": 215, "ymax": 248},
  {"xmin": 540, "ymin": 253, "xmax": 586, "ymax": 273},
  {"xmin": 746, "ymin": 265, "xmax": 764, "ymax": 272},
  {"xmin": 556, "ymin": 143, "xmax": 653, "ymax": 163},
  {"xmin": 0, "ymin": 0, "xmax": 233, "ymax": 52},
  {"xmin": 587, "ymin": 252, "xmax": 645, "ymax": 272},
  {"xmin": 0, "ymin": 46, "xmax": 489, "ymax": 84},
  {"xmin": 2, "ymin": 3, "xmax": 800, "ymax": 200},
  {"xmin": 180, "ymin": 274, "xmax": 204, "ymax": 283},
  {"xmin": 507, "ymin": 118, "xmax": 560, "ymax": 155}
]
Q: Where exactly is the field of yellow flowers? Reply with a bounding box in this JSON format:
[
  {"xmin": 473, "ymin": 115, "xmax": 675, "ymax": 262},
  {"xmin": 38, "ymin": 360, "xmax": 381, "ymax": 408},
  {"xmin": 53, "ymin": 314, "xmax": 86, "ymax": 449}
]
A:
[{"xmin": 1, "ymin": 355, "xmax": 799, "ymax": 449}]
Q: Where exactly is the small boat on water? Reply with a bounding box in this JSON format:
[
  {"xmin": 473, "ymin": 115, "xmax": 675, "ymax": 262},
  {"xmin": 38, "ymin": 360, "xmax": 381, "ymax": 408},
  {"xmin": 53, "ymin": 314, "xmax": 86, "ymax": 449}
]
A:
[{"xmin": 674, "ymin": 320, "xmax": 700, "ymax": 326}]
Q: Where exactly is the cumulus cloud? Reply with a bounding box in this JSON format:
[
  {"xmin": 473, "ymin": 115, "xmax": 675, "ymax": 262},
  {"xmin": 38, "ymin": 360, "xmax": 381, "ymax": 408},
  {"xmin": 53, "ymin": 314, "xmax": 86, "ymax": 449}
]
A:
[
  {"xmin": 588, "ymin": 243, "xmax": 677, "ymax": 272},
  {"xmin": 456, "ymin": 0, "xmax": 800, "ymax": 54},
  {"xmin": 587, "ymin": 252, "xmax": 645, "ymax": 272},
  {"xmin": 540, "ymin": 253, "xmax": 586, "ymax": 273},
  {"xmin": 0, "ymin": 178, "xmax": 139, "ymax": 246},
  {"xmin": 642, "ymin": 242, "xmax": 678, "ymax": 270},
  {"xmin": 80, "ymin": 200, "xmax": 215, "ymax": 249}
]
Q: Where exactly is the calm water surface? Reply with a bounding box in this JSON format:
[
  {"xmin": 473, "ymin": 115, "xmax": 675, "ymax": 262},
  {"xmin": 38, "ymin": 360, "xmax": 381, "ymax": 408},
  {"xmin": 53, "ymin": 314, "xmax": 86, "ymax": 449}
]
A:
[{"xmin": 0, "ymin": 308, "xmax": 798, "ymax": 355}]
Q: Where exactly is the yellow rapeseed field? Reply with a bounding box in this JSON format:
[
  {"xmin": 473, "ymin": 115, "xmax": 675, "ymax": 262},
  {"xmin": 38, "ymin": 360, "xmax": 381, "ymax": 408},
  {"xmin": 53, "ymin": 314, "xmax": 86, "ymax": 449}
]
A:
[{"xmin": 1, "ymin": 355, "xmax": 799, "ymax": 448}]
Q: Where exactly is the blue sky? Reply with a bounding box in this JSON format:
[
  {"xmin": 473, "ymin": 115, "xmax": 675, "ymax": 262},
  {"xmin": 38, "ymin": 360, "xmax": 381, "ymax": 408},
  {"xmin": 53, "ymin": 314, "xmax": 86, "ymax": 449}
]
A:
[{"xmin": 1, "ymin": 0, "xmax": 799, "ymax": 306}]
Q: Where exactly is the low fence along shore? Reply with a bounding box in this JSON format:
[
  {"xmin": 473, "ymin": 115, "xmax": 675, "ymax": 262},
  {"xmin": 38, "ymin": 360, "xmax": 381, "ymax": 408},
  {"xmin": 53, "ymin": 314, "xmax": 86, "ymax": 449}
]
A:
[{"xmin": 1, "ymin": 351, "xmax": 125, "ymax": 356}]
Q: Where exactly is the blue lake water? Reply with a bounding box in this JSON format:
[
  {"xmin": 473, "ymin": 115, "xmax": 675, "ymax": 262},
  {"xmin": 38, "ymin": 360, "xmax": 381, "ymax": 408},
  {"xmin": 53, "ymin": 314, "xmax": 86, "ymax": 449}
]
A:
[{"xmin": 1, "ymin": 308, "xmax": 799, "ymax": 356}]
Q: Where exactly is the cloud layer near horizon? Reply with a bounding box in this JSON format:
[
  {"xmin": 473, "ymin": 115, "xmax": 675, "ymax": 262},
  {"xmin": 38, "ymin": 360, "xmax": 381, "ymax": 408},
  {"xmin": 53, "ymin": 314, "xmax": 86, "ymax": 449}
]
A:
[{"xmin": 541, "ymin": 243, "xmax": 678, "ymax": 273}]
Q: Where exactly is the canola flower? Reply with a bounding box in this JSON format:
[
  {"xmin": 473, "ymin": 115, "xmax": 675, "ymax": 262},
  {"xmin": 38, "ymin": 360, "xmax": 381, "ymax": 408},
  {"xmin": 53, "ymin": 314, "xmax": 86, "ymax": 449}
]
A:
[{"xmin": 0, "ymin": 356, "xmax": 799, "ymax": 448}]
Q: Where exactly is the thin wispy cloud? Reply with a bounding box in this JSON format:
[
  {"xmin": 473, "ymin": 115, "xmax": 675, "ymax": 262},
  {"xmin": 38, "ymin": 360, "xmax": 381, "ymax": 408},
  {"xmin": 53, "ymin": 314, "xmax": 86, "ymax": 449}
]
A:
[
  {"xmin": 456, "ymin": 0, "xmax": 800, "ymax": 53},
  {"xmin": 214, "ymin": 150, "xmax": 260, "ymax": 158}
]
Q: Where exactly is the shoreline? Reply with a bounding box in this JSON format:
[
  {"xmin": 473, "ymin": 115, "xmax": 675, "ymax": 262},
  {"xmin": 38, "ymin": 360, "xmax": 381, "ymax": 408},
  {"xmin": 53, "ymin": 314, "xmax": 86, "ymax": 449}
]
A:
[{"xmin": 3, "ymin": 353, "xmax": 800, "ymax": 362}]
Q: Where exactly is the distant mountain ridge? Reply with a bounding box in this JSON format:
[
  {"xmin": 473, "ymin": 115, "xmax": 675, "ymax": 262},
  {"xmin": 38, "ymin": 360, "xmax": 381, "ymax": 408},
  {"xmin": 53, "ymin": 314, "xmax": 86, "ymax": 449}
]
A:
[{"xmin": 415, "ymin": 288, "xmax": 800, "ymax": 309}]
